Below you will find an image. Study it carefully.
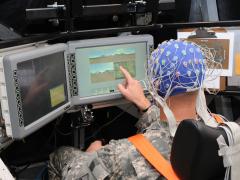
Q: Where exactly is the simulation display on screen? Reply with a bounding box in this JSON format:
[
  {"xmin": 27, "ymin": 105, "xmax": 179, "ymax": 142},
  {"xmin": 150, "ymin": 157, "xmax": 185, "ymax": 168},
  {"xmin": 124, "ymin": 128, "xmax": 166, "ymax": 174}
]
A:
[
  {"xmin": 75, "ymin": 42, "xmax": 147, "ymax": 97},
  {"xmin": 17, "ymin": 52, "xmax": 68, "ymax": 126}
]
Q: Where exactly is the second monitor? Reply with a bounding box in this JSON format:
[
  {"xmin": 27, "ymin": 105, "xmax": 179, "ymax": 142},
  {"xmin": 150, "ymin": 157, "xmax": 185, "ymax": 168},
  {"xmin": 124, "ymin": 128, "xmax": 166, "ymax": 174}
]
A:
[{"xmin": 68, "ymin": 35, "xmax": 154, "ymax": 105}]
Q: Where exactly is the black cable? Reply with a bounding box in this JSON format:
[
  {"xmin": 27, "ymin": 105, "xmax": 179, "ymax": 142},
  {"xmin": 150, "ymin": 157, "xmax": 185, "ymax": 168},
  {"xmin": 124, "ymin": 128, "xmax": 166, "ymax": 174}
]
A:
[
  {"xmin": 11, "ymin": 163, "xmax": 31, "ymax": 178},
  {"xmin": 55, "ymin": 127, "xmax": 72, "ymax": 136},
  {"xmin": 11, "ymin": 128, "xmax": 56, "ymax": 177},
  {"xmin": 54, "ymin": 114, "xmax": 72, "ymax": 136},
  {"xmin": 6, "ymin": 115, "xmax": 67, "ymax": 178},
  {"xmin": 85, "ymin": 104, "xmax": 133, "ymax": 142}
]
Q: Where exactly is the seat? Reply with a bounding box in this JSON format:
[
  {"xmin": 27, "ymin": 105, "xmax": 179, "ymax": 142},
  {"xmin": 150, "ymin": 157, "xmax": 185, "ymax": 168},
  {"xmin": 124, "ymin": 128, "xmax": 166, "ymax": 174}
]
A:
[{"xmin": 170, "ymin": 120, "xmax": 228, "ymax": 180}]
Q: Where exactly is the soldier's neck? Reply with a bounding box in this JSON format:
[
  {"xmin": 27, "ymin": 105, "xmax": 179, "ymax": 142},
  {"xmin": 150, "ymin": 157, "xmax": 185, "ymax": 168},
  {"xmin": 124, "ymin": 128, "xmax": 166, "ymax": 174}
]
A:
[{"xmin": 160, "ymin": 92, "xmax": 197, "ymax": 122}]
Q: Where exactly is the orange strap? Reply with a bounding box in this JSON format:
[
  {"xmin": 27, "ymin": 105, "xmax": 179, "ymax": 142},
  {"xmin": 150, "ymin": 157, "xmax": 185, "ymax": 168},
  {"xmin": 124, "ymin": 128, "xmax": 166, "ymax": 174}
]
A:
[
  {"xmin": 128, "ymin": 134, "xmax": 180, "ymax": 180},
  {"xmin": 212, "ymin": 114, "xmax": 224, "ymax": 124}
]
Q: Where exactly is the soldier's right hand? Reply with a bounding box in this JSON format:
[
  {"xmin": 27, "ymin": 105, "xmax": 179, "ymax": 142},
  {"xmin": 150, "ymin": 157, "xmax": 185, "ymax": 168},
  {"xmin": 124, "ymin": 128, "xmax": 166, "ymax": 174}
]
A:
[{"xmin": 118, "ymin": 66, "xmax": 150, "ymax": 111}]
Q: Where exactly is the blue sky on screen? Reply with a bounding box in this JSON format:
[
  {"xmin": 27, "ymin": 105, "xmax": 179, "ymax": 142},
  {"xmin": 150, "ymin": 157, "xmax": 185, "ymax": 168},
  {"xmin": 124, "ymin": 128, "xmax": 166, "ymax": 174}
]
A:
[
  {"xmin": 90, "ymin": 62, "xmax": 114, "ymax": 74},
  {"xmin": 89, "ymin": 48, "xmax": 135, "ymax": 59}
]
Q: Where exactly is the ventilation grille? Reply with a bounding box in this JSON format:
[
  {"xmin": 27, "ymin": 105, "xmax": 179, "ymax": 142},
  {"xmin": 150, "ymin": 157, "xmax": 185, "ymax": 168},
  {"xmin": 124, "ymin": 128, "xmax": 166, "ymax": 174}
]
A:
[
  {"xmin": 13, "ymin": 70, "xmax": 24, "ymax": 127},
  {"xmin": 67, "ymin": 54, "xmax": 78, "ymax": 96}
]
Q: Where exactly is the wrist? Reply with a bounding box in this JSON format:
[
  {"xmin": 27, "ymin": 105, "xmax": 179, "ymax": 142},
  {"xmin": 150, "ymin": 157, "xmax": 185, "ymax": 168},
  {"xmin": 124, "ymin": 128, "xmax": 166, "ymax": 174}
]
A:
[
  {"xmin": 136, "ymin": 98, "xmax": 151, "ymax": 112},
  {"xmin": 141, "ymin": 104, "xmax": 151, "ymax": 113}
]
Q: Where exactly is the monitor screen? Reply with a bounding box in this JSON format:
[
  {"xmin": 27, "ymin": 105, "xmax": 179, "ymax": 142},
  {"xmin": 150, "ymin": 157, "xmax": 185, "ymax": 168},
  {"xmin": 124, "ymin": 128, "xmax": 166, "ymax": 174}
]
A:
[
  {"xmin": 17, "ymin": 52, "xmax": 68, "ymax": 126},
  {"xmin": 75, "ymin": 42, "xmax": 147, "ymax": 98},
  {"xmin": 2, "ymin": 43, "xmax": 71, "ymax": 139},
  {"xmin": 68, "ymin": 35, "xmax": 153, "ymax": 105}
]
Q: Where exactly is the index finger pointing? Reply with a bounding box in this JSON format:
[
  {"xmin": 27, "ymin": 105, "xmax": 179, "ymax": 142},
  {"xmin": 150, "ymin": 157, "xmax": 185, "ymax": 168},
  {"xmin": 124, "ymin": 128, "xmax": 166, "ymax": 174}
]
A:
[{"xmin": 120, "ymin": 66, "xmax": 133, "ymax": 82}]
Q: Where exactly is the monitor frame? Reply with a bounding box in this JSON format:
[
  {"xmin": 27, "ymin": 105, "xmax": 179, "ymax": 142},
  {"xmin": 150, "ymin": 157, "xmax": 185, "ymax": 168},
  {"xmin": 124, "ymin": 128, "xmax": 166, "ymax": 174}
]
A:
[
  {"xmin": 2, "ymin": 44, "xmax": 71, "ymax": 139},
  {"xmin": 68, "ymin": 34, "xmax": 154, "ymax": 105}
]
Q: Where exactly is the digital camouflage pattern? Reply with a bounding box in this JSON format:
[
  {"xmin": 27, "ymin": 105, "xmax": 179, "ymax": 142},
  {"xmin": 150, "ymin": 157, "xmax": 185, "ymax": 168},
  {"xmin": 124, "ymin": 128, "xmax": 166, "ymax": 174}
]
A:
[{"xmin": 49, "ymin": 105, "xmax": 172, "ymax": 180}]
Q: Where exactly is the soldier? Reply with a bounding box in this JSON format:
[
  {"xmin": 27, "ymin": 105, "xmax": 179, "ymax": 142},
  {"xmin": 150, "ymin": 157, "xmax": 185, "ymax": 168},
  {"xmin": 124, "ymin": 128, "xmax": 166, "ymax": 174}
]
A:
[{"xmin": 49, "ymin": 39, "xmax": 220, "ymax": 179}]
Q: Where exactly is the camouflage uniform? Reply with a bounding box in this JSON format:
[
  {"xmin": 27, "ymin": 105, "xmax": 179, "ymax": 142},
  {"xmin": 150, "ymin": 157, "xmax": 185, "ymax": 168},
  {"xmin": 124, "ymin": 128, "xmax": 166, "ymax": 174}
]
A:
[{"xmin": 49, "ymin": 105, "xmax": 172, "ymax": 180}]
